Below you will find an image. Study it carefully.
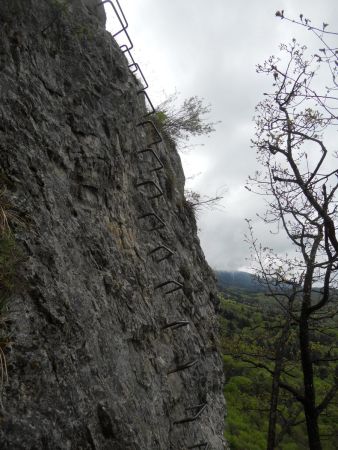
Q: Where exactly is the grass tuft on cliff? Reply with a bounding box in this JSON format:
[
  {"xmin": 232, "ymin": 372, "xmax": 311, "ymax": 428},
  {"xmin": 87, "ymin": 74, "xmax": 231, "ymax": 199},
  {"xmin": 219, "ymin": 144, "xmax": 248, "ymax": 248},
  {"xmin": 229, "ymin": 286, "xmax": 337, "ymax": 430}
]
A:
[{"xmin": 0, "ymin": 186, "xmax": 23, "ymax": 391}]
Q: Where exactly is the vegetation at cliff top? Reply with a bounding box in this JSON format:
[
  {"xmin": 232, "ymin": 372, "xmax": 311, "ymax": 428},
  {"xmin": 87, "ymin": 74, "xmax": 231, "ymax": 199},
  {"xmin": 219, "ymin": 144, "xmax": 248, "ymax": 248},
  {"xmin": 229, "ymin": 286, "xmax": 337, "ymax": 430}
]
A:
[
  {"xmin": 154, "ymin": 93, "xmax": 225, "ymax": 212},
  {"xmin": 154, "ymin": 92, "xmax": 219, "ymax": 148}
]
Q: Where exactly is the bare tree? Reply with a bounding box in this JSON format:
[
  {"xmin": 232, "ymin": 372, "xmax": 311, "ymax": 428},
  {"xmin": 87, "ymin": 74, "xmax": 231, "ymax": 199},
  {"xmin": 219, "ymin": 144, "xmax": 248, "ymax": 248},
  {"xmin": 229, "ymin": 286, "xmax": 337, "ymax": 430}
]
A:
[
  {"xmin": 244, "ymin": 223, "xmax": 299, "ymax": 450},
  {"xmin": 249, "ymin": 16, "xmax": 338, "ymax": 450}
]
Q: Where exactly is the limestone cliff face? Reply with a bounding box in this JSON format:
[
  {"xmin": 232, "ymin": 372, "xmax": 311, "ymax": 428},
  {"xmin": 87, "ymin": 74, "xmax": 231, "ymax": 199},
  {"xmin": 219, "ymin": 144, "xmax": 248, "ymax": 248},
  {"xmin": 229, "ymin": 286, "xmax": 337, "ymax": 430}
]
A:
[{"xmin": 0, "ymin": 1, "xmax": 225, "ymax": 449}]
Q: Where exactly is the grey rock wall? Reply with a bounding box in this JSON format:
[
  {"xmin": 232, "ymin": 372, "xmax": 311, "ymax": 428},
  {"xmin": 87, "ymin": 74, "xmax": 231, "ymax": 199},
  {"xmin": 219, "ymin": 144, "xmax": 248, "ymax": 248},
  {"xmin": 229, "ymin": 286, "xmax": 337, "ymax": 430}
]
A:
[{"xmin": 0, "ymin": 1, "xmax": 226, "ymax": 448}]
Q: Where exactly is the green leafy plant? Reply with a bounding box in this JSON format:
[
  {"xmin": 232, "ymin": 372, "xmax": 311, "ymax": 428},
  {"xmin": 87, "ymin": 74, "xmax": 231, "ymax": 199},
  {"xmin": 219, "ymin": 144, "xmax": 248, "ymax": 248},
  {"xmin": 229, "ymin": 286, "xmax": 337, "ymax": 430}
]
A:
[
  {"xmin": 219, "ymin": 291, "xmax": 338, "ymax": 449},
  {"xmin": 74, "ymin": 24, "xmax": 94, "ymax": 40},
  {"xmin": 51, "ymin": 0, "xmax": 70, "ymax": 14}
]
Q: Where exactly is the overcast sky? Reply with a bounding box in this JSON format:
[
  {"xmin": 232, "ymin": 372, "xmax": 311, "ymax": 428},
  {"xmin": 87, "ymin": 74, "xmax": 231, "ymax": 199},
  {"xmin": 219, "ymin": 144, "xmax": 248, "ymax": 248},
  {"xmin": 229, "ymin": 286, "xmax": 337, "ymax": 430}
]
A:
[{"xmin": 105, "ymin": 0, "xmax": 338, "ymax": 271}]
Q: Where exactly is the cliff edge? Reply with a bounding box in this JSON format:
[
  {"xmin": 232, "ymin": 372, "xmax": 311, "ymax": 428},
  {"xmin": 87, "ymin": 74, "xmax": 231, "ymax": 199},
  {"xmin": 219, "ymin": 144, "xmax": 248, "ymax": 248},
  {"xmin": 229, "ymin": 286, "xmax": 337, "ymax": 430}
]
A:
[{"xmin": 0, "ymin": 1, "xmax": 225, "ymax": 448}]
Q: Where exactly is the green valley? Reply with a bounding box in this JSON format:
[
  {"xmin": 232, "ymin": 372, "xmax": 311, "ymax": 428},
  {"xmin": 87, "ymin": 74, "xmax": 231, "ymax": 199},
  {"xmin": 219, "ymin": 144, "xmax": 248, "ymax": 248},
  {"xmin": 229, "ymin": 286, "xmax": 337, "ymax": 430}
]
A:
[{"xmin": 216, "ymin": 271, "xmax": 338, "ymax": 450}]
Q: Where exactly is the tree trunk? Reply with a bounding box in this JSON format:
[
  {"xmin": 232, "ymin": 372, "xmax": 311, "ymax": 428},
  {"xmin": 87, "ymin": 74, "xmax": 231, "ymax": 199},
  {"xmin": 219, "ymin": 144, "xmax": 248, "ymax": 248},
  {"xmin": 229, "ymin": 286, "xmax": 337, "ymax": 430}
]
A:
[
  {"xmin": 267, "ymin": 315, "xmax": 291, "ymax": 450},
  {"xmin": 266, "ymin": 356, "xmax": 282, "ymax": 450},
  {"xmin": 299, "ymin": 312, "xmax": 322, "ymax": 450}
]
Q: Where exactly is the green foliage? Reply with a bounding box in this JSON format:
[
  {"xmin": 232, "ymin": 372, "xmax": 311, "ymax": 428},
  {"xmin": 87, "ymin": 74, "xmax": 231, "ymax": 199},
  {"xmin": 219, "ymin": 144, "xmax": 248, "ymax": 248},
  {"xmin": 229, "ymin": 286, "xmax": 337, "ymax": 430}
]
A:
[
  {"xmin": 154, "ymin": 110, "xmax": 167, "ymax": 126},
  {"xmin": 73, "ymin": 24, "xmax": 94, "ymax": 40},
  {"xmin": 51, "ymin": 0, "xmax": 70, "ymax": 14},
  {"xmin": 219, "ymin": 293, "xmax": 338, "ymax": 449}
]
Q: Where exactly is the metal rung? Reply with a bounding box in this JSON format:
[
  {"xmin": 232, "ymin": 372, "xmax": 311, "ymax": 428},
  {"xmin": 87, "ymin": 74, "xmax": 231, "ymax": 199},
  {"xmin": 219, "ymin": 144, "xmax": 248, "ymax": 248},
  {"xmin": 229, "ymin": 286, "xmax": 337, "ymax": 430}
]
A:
[
  {"xmin": 116, "ymin": 46, "xmax": 152, "ymax": 107},
  {"xmin": 124, "ymin": 50, "xmax": 138, "ymax": 72},
  {"xmin": 119, "ymin": 42, "xmax": 133, "ymax": 53},
  {"xmin": 97, "ymin": 1, "xmax": 133, "ymax": 52},
  {"xmin": 125, "ymin": 55, "xmax": 149, "ymax": 93},
  {"xmin": 127, "ymin": 61, "xmax": 149, "ymax": 92},
  {"xmin": 167, "ymin": 358, "xmax": 199, "ymax": 375},
  {"xmin": 149, "ymin": 245, "xmax": 174, "ymax": 262},
  {"xmin": 97, "ymin": 0, "xmax": 127, "ymax": 35},
  {"xmin": 162, "ymin": 320, "xmax": 189, "ymax": 330},
  {"xmin": 136, "ymin": 180, "xmax": 163, "ymax": 199},
  {"xmin": 137, "ymin": 120, "xmax": 162, "ymax": 146},
  {"xmin": 129, "ymin": 62, "xmax": 139, "ymax": 74},
  {"xmin": 185, "ymin": 403, "xmax": 206, "ymax": 412},
  {"xmin": 137, "ymin": 90, "xmax": 155, "ymax": 116},
  {"xmin": 138, "ymin": 212, "xmax": 165, "ymax": 231},
  {"xmin": 174, "ymin": 403, "xmax": 207, "ymax": 425},
  {"xmin": 137, "ymin": 148, "xmax": 163, "ymax": 172},
  {"xmin": 155, "ymin": 280, "xmax": 183, "ymax": 295},
  {"xmin": 136, "ymin": 65, "xmax": 149, "ymax": 91},
  {"xmin": 187, "ymin": 443, "xmax": 210, "ymax": 450}
]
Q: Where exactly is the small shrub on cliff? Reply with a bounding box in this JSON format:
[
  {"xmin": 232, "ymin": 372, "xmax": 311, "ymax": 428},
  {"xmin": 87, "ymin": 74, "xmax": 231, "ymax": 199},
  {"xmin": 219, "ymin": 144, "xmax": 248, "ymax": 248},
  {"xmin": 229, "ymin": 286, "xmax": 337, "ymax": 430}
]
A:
[
  {"xmin": 154, "ymin": 93, "xmax": 219, "ymax": 148},
  {"xmin": 185, "ymin": 188, "xmax": 226, "ymax": 213},
  {"xmin": 51, "ymin": 0, "xmax": 70, "ymax": 14}
]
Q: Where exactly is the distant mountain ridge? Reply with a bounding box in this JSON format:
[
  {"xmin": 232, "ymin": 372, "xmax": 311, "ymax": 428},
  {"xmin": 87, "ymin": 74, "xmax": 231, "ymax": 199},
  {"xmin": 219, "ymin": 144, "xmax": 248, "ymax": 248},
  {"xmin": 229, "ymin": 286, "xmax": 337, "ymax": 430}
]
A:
[{"xmin": 215, "ymin": 270, "xmax": 265, "ymax": 293}]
